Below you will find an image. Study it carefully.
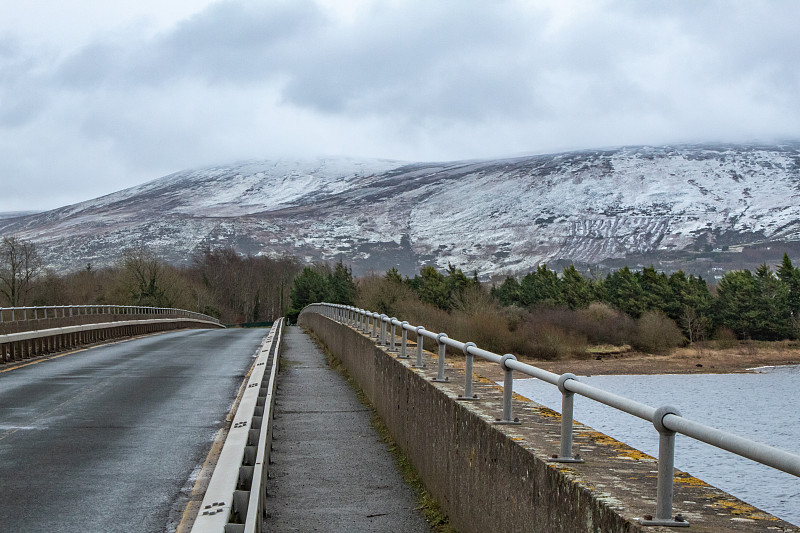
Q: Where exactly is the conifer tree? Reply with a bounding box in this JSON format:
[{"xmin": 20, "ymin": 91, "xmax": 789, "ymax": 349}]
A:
[
  {"xmin": 604, "ymin": 266, "xmax": 645, "ymax": 317},
  {"xmin": 560, "ymin": 265, "xmax": 593, "ymax": 309}
]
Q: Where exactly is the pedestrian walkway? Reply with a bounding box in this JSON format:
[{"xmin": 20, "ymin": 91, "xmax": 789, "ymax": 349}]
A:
[{"xmin": 264, "ymin": 326, "xmax": 430, "ymax": 532}]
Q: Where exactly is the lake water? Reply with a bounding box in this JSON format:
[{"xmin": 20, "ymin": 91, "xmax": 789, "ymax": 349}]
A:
[{"xmin": 513, "ymin": 365, "xmax": 800, "ymax": 526}]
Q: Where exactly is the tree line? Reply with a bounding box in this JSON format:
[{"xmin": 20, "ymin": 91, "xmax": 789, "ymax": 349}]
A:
[
  {"xmin": 491, "ymin": 256, "xmax": 800, "ymax": 342},
  {"xmin": 288, "ymin": 257, "xmax": 800, "ymax": 359},
  {"xmin": 5, "ymin": 232, "xmax": 800, "ymax": 346},
  {"xmin": 0, "ymin": 237, "xmax": 300, "ymax": 324}
]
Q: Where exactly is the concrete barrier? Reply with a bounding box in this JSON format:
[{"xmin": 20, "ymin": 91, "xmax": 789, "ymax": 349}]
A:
[
  {"xmin": 0, "ymin": 317, "xmax": 223, "ymax": 364},
  {"xmin": 191, "ymin": 319, "xmax": 283, "ymax": 533},
  {"xmin": 300, "ymin": 310, "xmax": 799, "ymax": 533}
]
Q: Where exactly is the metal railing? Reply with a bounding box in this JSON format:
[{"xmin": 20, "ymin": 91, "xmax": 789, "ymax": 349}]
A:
[
  {"xmin": 0, "ymin": 305, "xmax": 220, "ymax": 324},
  {"xmin": 303, "ymin": 302, "xmax": 800, "ymax": 528}
]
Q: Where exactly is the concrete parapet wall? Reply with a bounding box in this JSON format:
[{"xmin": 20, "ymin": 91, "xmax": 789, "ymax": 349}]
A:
[
  {"xmin": 300, "ymin": 312, "xmax": 799, "ymax": 533},
  {"xmin": 0, "ymin": 318, "xmax": 222, "ymax": 365}
]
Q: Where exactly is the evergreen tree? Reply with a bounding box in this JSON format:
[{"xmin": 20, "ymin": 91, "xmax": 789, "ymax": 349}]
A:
[
  {"xmin": 415, "ymin": 265, "xmax": 450, "ymax": 310},
  {"xmin": 714, "ymin": 270, "xmax": 759, "ymax": 338},
  {"xmin": 328, "ymin": 261, "xmax": 357, "ymax": 305},
  {"xmin": 519, "ymin": 264, "xmax": 561, "ymax": 307},
  {"xmin": 777, "ymin": 254, "xmax": 800, "ymax": 332},
  {"xmin": 385, "ymin": 267, "xmax": 403, "ymax": 284},
  {"xmin": 289, "ymin": 266, "xmax": 329, "ymax": 316},
  {"xmin": 560, "ymin": 265, "xmax": 593, "ymax": 309},
  {"xmin": 604, "ymin": 266, "xmax": 645, "ymax": 317},
  {"xmin": 667, "ymin": 271, "xmax": 712, "ymax": 342},
  {"xmin": 491, "ymin": 276, "xmax": 521, "ymax": 307},
  {"xmin": 752, "ymin": 263, "xmax": 791, "ymax": 340},
  {"xmin": 636, "ymin": 266, "xmax": 671, "ymax": 314},
  {"xmin": 445, "ymin": 263, "xmax": 472, "ymax": 299}
]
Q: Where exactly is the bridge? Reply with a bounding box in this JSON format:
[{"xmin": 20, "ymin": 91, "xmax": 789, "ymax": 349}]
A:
[{"xmin": 2, "ymin": 304, "xmax": 799, "ymax": 532}]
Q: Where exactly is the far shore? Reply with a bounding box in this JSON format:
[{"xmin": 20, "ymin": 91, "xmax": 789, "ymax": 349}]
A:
[{"xmin": 475, "ymin": 345, "xmax": 800, "ymax": 378}]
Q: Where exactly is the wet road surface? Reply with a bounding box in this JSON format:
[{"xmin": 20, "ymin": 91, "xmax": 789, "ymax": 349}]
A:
[{"xmin": 0, "ymin": 327, "xmax": 265, "ymax": 533}]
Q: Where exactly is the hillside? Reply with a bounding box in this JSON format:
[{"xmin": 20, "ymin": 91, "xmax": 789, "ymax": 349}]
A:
[{"xmin": 3, "ymin": 143, "xmax": 800, "ymax": 279}]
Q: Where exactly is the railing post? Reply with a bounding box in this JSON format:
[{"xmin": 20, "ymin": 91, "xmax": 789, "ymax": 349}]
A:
[
  {"xmin": 432, "ymin": 333, "xmax": 449, "ymax": 382},
  {"xmin": 458, "ymin": 342, "xmax": 479, "ymax": 400},
  {"xmin": 398, "ymin": 321, "xmax": 409, "ymax": 359},
  {"xmin": 414, "ymin": 327, "xmax": 426, "ymax": 368},
  {"xmin": 494, "ymin": 354, "xmax": 521, "ymax": 425},
  {"xmin": 388, "ymin": 318, "xmax": 398, "ymax": 352},
  {"xmin": 640, "ymin": 406, "xmax": 688, "ymax": 527},
  {"xmin": 371, "ymin": 313, "xmax": 378, "ymax": 338},
  {"xmin": 379, "ymin": 314, "xmax": 388, "ymax": 345},
  {"xmin": 549, "ymin": 373, "xmax": 584, "ymax": 463}
]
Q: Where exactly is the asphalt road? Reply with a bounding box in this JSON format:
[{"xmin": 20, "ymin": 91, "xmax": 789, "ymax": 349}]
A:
[{"xmin": 0, "ymin": 327, "xmax": 266, "ymax": 533}]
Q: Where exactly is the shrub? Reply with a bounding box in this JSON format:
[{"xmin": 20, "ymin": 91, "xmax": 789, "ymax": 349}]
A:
[
  {"xmin": 520, "ymin": 320, "xmax": 587, "ymax": 360},
  {"xmin": 574, "ymin": 302, "xmax": 636, "ymax": 345},
  {"xmin": 632, "ymin": 310, "xmax": 684, "ymax": 354},
  {"xmin": 711, "ymin": 327, "xmax": 739, "ymax": 350},
  {"xmin": 449, "ymin": 310, "xmax": 521, "ymax": 355},
  {"xmin": 356, "ymin": 274, "xmax": 418, "ymax": 316}
]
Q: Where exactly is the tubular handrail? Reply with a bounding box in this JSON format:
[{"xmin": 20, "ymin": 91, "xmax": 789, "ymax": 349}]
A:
[
  {"xmin": 0, "ymin": 304, "xmax": 220, "ymax": 325},
  {"xmin": 302, "ymin": 302, "xmax": 800, "ymax": 527}
]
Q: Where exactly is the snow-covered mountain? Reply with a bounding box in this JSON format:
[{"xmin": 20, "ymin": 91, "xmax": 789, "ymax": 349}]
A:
[{"xmin": 4, "ymin": 144, "xmax": 800, "ymax": 279}]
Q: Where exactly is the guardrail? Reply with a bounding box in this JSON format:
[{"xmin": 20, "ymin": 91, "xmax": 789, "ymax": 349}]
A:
[
  {"xmin": 0, "ymin": 305, "xmax": 219, "ymax": 325},
  {"xmin": 304, "ymin": 303, "xmax": 800, "ymax": 528},
  {"xmin": 0, "ymin": 305, "xmax": 223, "ymax": 364},
  {"xmin": 191, "ymin": 318, "xmax": 283, "ymax": 533}
]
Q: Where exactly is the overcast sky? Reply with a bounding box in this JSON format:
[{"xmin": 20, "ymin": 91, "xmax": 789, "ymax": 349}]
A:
[{"xmin": 1, "ymin": 0, "xmax": 799, "ymax": 212}]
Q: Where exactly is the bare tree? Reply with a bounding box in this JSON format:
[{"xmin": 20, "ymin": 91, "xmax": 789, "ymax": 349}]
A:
[
  {"xmin": 120, "ymin": 247, "xmax": 170, "ymax": 306},
  {"xmin": 0, "ymin": 236, "xmax": 42, "ymax": 306}
]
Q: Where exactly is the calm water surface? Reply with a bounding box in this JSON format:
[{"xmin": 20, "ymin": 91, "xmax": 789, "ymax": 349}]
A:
[{"xmin": 513, "ymin": 365, "xmax": 800, "ymax": 526}]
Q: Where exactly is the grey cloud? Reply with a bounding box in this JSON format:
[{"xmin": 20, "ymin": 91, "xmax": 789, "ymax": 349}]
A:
[
  {"xmin": 0, "ymin": 39, "xmax": 49, "ymax": 127},
  {"xmin": 51, "ymin": 1, "xmax": 324, "ymax": 90},
  {"xmin": 57, "ymin": 42, "xmax": 128, "ymax": 89},
  {"xmin": 3, "ymin": 0, "xmax": 800, "ymax": 212},
  {"xmin": 46, "ymin": 0, "xmax": 800, "ymax": 129}
]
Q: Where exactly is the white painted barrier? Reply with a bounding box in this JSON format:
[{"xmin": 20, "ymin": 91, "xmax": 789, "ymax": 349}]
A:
[{"xmin": 191, "ymin": 318, "xmax": 283, "ymax": 533}]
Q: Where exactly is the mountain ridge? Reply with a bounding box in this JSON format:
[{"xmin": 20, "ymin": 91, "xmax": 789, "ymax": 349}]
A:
[{"xmin": 4, "ymin": 143, "xmax": 800, "ymax": 279}]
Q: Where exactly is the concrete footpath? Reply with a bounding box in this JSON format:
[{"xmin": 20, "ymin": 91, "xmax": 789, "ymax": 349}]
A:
[{"xmin": 264, "ymin": 326, "xmax": 430, "ymax": 532}]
